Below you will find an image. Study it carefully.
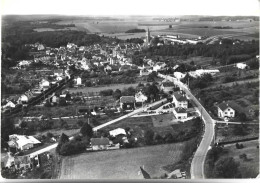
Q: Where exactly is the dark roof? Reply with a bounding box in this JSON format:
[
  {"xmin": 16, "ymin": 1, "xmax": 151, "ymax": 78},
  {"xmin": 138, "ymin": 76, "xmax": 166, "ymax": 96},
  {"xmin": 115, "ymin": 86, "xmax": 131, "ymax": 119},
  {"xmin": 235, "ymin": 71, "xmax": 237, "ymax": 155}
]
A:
[
  {"xmin": 91, "ymin": 138, "xmax": 110, "ymax": 146},
  {"xmin": 120, "ymin": 96, "xmax": 135, "ymax": 103},
  {"xmin": 172, "ymin": 92, "xmax": 187, "ymax": 101},
  {"xmin": 162, "ymin": 82, "xmax": 175, "ymax": 87},
  {"xmin": 218, "ymin": 101, "xmax": 238, "ymax": 111},
  {"xmin": 175, "ymin": 107, "xmax": 187, "ymax": 113}
]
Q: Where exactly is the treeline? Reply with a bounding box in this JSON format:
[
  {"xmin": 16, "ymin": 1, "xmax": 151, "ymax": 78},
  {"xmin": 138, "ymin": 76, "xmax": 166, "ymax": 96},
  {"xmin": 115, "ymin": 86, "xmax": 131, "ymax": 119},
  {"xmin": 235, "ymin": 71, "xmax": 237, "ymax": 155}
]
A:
[
  {"xmin": 142, "ymin": 40, "xmax": 259, "ymax": 66},
  {"xmin": 125, "ymin": 29, "xmax": 146, "ymax": 33},
  {"xmin": 99, "ymin": 82, "xmax": 161, "ymax": 102},
  {"xmin": 3, "ymin": 31, "xmax": 102, "ymax": 48}
]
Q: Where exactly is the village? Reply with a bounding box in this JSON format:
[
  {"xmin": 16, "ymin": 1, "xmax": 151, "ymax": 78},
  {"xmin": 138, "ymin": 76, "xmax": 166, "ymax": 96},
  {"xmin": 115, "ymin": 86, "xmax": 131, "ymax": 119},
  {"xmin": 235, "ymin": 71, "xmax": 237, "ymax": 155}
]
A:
[{"xmin": 1, "ymin": 24, "xmax": 259, "ymax": 179}]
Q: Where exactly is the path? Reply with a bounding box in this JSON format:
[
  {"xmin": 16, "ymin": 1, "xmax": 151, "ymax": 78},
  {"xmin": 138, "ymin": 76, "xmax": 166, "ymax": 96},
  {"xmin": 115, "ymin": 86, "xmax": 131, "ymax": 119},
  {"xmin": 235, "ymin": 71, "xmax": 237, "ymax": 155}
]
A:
[{"xmin": 27, "ymin": 99, "xmax": 166, "ymax": 157}]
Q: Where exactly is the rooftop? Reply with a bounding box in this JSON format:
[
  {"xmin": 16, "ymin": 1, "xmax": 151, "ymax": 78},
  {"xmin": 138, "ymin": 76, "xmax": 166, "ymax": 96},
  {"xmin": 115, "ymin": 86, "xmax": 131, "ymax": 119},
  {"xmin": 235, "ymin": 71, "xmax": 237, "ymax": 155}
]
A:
[
  {"xmin": 120, "ymin": 96, "xmax": 135, "ymax": 103},
  {"xmin": 172, "ymin": 92, "xmax": 187, "ymax": 101},
  {"xmin": 91, "ymin": 138, "xmax": 110, "ymax": 146}
]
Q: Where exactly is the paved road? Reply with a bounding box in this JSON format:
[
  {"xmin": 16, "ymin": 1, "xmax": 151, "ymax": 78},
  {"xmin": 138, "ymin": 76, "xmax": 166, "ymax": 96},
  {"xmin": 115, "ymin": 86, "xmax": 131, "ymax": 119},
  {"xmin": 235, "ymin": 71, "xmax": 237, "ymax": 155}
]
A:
[
  {"xmin": 27, "ymin": 98, "xmax": 167, "ymax": 157},
  {"xmin": 93, "ymin": 99, "xmax": 167, "ymax": 131},
  {"xmin": 158, "ymin": 74, "xmax": 215, "ymax": 179}
]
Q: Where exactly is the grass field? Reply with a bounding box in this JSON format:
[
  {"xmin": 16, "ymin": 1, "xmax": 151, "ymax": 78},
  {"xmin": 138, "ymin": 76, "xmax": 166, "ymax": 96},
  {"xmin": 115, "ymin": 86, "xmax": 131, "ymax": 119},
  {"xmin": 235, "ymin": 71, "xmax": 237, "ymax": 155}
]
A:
[
  {"xmin": 55, "ymin": 19, "xmax": 258, "ymax": 40},
  {"xmin": 223, "ymin": 140, "xmax": 259, "ymax": 178},
  {"xmin": 60, "ymin": 142, "xmax": 189, "ymax": 179},
  {"xmin": 65, "ymin": 83, "xmax": 140, "ymax": 94},
  {"xmin": 215, "ymin": 124, "xmax": 259, "ymax": 143}
]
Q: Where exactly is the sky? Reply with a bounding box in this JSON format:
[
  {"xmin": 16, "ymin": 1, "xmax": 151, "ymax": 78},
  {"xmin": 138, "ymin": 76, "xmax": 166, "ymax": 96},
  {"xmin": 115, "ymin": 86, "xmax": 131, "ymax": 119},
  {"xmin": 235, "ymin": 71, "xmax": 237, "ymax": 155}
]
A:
[{"xmin": 1, "ymin": 0, "xmax": 259, "ymax": 16}]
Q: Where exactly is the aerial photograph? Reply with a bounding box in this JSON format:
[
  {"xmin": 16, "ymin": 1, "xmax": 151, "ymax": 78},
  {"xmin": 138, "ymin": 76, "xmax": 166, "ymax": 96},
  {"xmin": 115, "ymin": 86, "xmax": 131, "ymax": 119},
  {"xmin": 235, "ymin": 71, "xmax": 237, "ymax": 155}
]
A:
[{"xmin": 0, "ymin": 0, "xmax": 259, "ymax": 180}]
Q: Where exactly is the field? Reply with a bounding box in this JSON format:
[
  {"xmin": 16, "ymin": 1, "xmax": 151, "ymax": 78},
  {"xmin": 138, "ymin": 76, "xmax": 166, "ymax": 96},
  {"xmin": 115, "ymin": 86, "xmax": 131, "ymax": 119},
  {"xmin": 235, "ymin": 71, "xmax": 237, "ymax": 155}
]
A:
[
  {"xmin": 55, "ymin": 19, "xmax": 259, "ymax": 40},
  {"xmin": 60, "ymin": 142, "xmax": 188, "ymax": 179},
  {"xmin": 66, "ymin": 83, "xmax": 140, "ymax": 94},
  {"xmin": 215, "ymin": 123, "xmax": 259, "ymax": 143},
  {"xmin": 222, "ymin": 140, "xmax": 259, "ymax": 178}
]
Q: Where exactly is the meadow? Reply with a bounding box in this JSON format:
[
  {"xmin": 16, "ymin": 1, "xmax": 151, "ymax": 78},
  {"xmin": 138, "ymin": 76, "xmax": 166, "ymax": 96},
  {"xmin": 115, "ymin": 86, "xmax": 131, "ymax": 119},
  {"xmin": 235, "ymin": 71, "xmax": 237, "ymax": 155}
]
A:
[
  {"xmin": 55, "ymin": 19, "xmax": 258, "ymax": 40},
  {"xmin": 60, "ymin": 142, "xmax": 188, "ymax": 179}
]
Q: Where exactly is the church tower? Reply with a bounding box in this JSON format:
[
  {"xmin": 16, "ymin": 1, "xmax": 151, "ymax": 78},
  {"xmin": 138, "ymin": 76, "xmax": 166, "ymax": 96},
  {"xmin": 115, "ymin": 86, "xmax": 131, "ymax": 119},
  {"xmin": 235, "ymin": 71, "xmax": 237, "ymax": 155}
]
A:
[{"xmin": 146, "ymin": 27, "xmax": 150, "ymax": 46}]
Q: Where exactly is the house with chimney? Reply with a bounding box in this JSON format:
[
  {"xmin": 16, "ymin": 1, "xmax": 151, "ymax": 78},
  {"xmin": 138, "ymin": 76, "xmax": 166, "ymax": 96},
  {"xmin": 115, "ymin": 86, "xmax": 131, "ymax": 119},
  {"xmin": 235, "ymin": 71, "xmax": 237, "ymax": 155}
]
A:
[{"xmin": 217, "ymin": 101, "xmax": 236, "ymax": 118}]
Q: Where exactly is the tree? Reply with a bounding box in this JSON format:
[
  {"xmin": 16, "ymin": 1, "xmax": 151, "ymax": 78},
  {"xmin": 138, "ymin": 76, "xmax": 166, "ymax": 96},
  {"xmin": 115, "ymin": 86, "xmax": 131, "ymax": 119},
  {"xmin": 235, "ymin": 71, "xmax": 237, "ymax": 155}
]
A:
[
  {"xmin": 80, "ymin": 122, "xmax": 93, "ymax": 138},
  {"xmin": 56, "ymin": 133, "xmax": 69, "ymax": 154},
  {"xmin": 140, "ymin": 166, "xmax": 151, "ymax": 179},
  {"xmin": 213, "ymin": 157, "xmax": 241, "ymax": 178}
]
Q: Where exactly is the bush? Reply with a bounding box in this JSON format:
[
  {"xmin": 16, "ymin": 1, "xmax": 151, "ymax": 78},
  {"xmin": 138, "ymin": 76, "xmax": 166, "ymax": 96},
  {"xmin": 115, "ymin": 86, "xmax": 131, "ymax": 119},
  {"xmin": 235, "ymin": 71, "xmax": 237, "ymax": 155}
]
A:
[{"xmin": 213, "ymin": 157, "xmax": 241, "ymax": 178}]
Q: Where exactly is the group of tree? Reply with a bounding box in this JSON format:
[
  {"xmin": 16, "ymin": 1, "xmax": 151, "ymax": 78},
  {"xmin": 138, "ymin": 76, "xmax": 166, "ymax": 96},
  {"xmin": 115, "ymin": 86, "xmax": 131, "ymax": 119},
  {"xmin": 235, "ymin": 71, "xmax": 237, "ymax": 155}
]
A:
[
  {"xmin": 141, "ymin": 40, "xmax": 259, "ymax": 66},
  {"xmin": 56, "ymin": 122, "xmax": 93, "ymax": 156},
  {"xmin": 125, "ymin": 29, "xmax": 145, "ymax": 33}
]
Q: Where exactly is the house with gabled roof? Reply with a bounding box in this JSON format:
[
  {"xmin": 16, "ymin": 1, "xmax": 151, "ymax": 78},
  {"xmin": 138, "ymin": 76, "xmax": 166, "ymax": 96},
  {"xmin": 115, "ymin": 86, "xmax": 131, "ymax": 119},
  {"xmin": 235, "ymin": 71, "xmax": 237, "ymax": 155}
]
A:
[
  {"xmin": 172, "ymin": 91, "xmax": 188, "ymax": 109},
  {"xmin": 135, "ymin": 91, "xmax": 148, "ymax": 103},
  {"xmin": 160, "ymin": 81, "xmax": 175, "ymax": 93},
  {"xmin": 173, "ymin": 107, "xmax": 187, "ymax": 119},
  {"xmin": 120, "ymin": 96, "xmax": 135, "ymax": 110},
  {"xmin": 217, "ymin": 101, "xmax": 236, "ymax": 118}
]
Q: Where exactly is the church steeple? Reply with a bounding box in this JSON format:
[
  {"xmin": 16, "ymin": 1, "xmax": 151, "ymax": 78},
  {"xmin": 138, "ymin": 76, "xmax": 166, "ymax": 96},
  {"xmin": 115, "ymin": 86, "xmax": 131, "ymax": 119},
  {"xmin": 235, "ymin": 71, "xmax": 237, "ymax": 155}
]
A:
[{"xmin": 146, "ymin": 27, "xmax": 150, "ymax": 46}]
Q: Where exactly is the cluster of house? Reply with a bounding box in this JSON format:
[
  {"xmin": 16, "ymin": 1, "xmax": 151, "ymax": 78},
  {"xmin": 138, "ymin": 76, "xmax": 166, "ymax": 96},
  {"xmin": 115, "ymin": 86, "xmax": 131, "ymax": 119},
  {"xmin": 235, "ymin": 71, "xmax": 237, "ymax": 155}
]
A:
[
  {"xmin": 87, "ymin": 128, "xmax": 131, "ymax": 151},
  {"xmin": 1, "ymin": 69, "xmax": 71, "ymax": 112}
]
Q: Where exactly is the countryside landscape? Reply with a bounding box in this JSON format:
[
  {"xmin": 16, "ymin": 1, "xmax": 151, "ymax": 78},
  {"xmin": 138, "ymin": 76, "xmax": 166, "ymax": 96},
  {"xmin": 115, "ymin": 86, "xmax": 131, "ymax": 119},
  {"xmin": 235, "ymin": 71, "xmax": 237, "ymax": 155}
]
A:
[{"xmin": 1, "ymin": 0, "xmax": 259, "ymax": 180}]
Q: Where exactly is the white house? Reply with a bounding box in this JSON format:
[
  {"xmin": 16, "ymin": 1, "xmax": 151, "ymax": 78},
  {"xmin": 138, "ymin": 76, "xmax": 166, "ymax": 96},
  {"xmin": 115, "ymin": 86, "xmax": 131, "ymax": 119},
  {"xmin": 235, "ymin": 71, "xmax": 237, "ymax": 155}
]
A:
[
  {"xmin": 174, "ymin": 72, "xmax": 186, "ymax": 80},
  {"xmin": 2, "ymin": 101, "xmax": 16, "ymax": 109},
  {"xmin": 39, "ymin": 79, "xmax": 50, "ymax": 90},
  {"xmin": 75, "ymin": 77, "xmax": 82, "ymax": 85},
  {"xmin": 53, "ymin": 69, "xmax": 64, "ymax": 77},
  {"xmin": 153, "ymin": 62, "xmax": 166, "ymax": 72},
  {"xmin": 135, "ymin": 91, "xmax": 148, "ymax": 103},
  {"xmin": 8, "ymin": 134, "xmax": 41, "ymax": 151},
  {"xmin": 172, "ymin": 92, "xmax": 188, "ymax": 109},
  {"xmin": 37, "ymin": 44, "xmax": 45, "ymax": 51},
  {"xmin": 217, "ymin": 102, "xmax": 235, "ymax": 118},
  {"xmin": 189, "ymin": 69, "xmax": 220, "ymax": 78},
  {"xmin": 173, "ymin": 107, "xmax": 187, "ymax": 119},
  {"xmin": 236, "ymin": 63, "xmax": 248, "ymax": 69},
  {"xmin": 109, "ymin": 128, "xmax": 126, "ymax": 137}
]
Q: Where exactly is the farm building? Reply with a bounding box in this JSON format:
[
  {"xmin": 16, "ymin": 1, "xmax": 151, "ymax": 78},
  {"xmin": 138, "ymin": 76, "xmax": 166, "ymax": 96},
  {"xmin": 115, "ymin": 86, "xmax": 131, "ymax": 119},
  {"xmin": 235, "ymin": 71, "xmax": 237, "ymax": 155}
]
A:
[
  {"xmin": 189, "ymin": 69, "xmax": 219, "ymax": 78},
  {"xmin": 8, "ymin": 134, "xmax": 41, "ymax": 151},
  {"xmin": 173, "ymin": 107, "xmax": 187, "ymax": 120},
  {"xmin": 90, "ymin": 138, "xmax": 110, "ymax": 151},
  {"xmin": 172, "ymin": 92, "xmax": 188, "ymax": 109},
  {"xmin": 236, "ymin": 63, "xmax": 248, "ymax": 69},
  {"xmin": 120, "ymin": 96, "xmax": 135, "ymax": 110},
  {"xmin": 109, "ymin": 128, "xmax": 126, "ymax": 137},
  {"xmin": 217, "ymin": 101, "xmax": 236, "ymax": 119}
]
